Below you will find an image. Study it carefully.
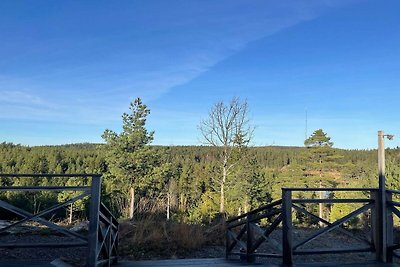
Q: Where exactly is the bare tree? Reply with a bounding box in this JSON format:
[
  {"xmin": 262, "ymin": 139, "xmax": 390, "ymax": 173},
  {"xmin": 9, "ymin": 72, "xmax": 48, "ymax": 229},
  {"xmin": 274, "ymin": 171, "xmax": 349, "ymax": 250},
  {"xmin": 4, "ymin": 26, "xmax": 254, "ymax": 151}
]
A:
[{"xmin": 199, "ymin": 97, "xmax": 254, "ymax": 213}]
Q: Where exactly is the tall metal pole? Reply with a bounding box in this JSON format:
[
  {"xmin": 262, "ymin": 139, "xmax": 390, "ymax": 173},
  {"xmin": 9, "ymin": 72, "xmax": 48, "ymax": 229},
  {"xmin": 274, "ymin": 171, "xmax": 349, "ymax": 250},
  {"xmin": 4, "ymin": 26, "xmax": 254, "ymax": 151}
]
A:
[{"xmin": 377, "ymin": 130, "xmax": 387, "ymax": 262}]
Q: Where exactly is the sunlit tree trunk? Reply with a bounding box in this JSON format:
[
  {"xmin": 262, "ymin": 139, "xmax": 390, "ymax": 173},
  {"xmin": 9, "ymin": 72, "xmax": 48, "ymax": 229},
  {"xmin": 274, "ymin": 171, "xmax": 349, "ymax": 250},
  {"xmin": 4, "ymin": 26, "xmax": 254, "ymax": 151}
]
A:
[
  {"xmin": 167, "ymin": 193, "xmax": 170, "ymax": 220},
  {"xmin": 129, "ymin": 187, "xmax": 135, "ymax": 219},
  {"xmin": 69, "ymin": 203, "xmax": 73, "ymax": 224},
  {"xmin": 199, "ymin": 97, "xmax": 254, "ymax": 216},
  {"xmin": 220, "ymin": 163, "xmax": 227, "ymax": 213}
]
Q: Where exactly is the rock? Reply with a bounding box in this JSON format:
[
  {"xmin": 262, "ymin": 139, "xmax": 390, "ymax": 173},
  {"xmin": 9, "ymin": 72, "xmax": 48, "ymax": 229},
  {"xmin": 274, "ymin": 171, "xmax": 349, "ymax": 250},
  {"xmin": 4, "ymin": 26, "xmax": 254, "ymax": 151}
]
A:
[
  {"xmin": 0, "ymin": 220, "xmax": 11, "ymax": 228},
  {"xmin": 70, "ymin": 221, "xmax": 89, "ymax": 232}
]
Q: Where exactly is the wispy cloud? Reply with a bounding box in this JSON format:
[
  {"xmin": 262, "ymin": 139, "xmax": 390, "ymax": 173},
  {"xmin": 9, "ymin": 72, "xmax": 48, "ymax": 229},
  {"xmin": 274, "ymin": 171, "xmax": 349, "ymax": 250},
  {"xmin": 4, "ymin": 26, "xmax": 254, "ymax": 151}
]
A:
[
  {"xmin": 0, "ymin": 0, "xmax": 358, "ymax": 126},
  {"xmin": 0, "ymin": 90, "xmax": 43, "ymax": 105}
]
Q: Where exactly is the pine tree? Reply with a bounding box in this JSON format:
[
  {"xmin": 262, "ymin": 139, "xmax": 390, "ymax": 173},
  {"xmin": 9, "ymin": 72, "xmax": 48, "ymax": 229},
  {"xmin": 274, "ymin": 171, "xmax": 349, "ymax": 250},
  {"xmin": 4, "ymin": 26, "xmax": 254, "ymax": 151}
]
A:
[{"xmin": 102, "ymin": 98, "xmax": 157, "ymax": 219}]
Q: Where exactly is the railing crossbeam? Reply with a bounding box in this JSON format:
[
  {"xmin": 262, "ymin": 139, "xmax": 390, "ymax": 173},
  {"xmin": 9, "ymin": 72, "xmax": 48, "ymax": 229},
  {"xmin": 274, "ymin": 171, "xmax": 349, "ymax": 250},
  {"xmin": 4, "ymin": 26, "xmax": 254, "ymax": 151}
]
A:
[
  {"xmin": 293, "ymin": 203, "xmax": 373, "ymax": 250},
  {"xmin": 226, "ymin": 226, "xmax": 247, "ymax": 252},
  {"xmin": 250, "ymin": 214, "xmax": 283, "ymax": 252},
  {"xmin": 292, "ymin": 204, "xmax": 371, "ymax": 245},
  {"xmin": 0, "ymin": 199, "xmax": 87, "ymax": 241},
  {"xmin": 0, "ymin": 173, "xmax": 119, "ymax": 267}
]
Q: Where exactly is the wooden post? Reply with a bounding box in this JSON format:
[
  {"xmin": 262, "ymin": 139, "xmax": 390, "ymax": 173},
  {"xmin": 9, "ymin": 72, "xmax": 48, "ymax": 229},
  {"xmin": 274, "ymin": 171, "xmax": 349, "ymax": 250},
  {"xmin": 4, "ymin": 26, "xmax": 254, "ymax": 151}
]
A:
[
  {"xmin": 246, "ymin": 213, "xmax": 255, "ymax": 263},
  {"xmin": 88, "ymin": 175, "xmax": 102, "ymax": 267},
  {"xmin": 225, "ymin": 225, "xmax": 230, "ymax": 260},
  {"xmin": 386, "ymin": 191, "xmax": 393, "ymax": 262},
  {"xmin": 377, "ymin": 130, "xmax": 387, "ymax": 262},
  {"xmin": 282, "ymin": 189, "xmax": 293, "ymax": 265},
  {"xmin": 371, "ymin": 190, "xmax": 378, "ymax": 254}
]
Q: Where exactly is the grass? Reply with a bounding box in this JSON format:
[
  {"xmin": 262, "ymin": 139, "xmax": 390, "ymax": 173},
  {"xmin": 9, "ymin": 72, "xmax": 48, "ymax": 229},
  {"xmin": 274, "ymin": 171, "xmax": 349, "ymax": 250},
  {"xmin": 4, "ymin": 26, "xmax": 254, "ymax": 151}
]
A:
[{"xmin": 118, "ymin": 213, "xmax": 225, "ymax": 260}]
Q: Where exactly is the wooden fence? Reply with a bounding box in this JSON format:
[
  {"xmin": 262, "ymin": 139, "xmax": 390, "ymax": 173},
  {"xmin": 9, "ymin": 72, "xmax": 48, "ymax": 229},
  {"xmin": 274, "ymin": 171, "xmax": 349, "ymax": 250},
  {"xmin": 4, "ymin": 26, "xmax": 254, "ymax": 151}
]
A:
[
  {"xmin": 226, "ymin": 187, "xmax": 400, "ymax": 265},
  {"xmin": 0, "ymin": 174, "xmax": 118, "ymax": 267}
]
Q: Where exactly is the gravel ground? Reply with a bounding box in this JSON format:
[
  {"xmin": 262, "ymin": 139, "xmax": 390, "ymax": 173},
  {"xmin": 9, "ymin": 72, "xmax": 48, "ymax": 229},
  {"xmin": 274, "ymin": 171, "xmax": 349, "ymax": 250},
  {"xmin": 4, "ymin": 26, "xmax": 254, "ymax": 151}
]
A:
[
  {"xmin": 0, "ymin": 233, "xmax": 88, "ymax": 266},
  {"xmin": 1, "ymin": 226, "xmax": 399, "ymax": 266},
  {"xmin": 226, "ymin": 227, "xmax": 400, "ymax": 265}
]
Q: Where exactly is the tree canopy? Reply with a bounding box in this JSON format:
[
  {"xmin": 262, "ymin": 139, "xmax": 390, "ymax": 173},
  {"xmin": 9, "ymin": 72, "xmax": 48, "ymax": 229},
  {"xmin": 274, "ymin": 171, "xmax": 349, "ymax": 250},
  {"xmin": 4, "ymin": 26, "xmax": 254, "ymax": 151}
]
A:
[
  {"xmin": 304, "ymin": 129, "xmax": 333, "ymax": 148},
  {"xmin": 102, "ymin": 98, "xmax": 158, "ymax": 218},
  {"xmin": 198, "ymin": 97, "xmax": 254, "ymax": 213}
]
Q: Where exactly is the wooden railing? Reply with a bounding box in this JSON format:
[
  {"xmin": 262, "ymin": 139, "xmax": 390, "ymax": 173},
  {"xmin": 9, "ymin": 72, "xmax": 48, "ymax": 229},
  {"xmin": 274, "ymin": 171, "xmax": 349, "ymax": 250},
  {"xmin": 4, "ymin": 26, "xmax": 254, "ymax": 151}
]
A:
[
  {"xmin": 0, "ymin": 174, "xmax": 118, "ymax": 267},
  {"xmin": 226, "ymin": 187, "xmax": 380, "ymax": 265},
  {"xmin": 282, "ymin": 188, "xmax": 376, "ymax": 265},
  {"xmin": 387, "ymin": 189, "xmax": 400, "ymax": 261},
  {"xmin": 226, "ymin": 199, "xmax": 283, "ymax": 262}
]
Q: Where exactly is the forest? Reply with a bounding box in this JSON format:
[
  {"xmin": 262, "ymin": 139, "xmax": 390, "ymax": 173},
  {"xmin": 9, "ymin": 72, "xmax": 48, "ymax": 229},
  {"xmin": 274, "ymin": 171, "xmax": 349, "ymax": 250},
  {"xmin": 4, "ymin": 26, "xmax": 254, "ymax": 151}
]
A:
[
  {"xmin": 1, "ymin": 98, "xmax": 400, "ymax": 227},
  {"xmin": 1, "ymin": 141, "xmax": 399, "ymax": 226}
]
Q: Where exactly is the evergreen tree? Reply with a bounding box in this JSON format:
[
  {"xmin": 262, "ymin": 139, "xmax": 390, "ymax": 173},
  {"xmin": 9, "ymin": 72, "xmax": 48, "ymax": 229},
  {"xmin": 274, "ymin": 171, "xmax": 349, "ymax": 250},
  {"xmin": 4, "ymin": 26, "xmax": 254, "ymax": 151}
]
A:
[{"xmin": 102, "ymin": 98, "xmax": 157, "ymax": 219}]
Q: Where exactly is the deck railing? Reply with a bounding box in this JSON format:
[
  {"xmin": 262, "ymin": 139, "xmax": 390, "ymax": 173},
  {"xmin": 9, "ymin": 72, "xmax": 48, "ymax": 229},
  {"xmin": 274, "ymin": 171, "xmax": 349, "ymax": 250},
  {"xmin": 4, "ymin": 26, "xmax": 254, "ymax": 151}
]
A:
[
  {"xmin": 0, "ymin": 174, "xmax": 118, "ymax": 267},
  {"xmin": 226, "ymin": 199, "xmax": 283, "ymax": 262},
  {"xmin": 226, "ymin": 187, "xmax": 385, "ymax": 265},
  {"xmin": 387, "ymin": 189, "xmax": 400, "ymax": 260}
]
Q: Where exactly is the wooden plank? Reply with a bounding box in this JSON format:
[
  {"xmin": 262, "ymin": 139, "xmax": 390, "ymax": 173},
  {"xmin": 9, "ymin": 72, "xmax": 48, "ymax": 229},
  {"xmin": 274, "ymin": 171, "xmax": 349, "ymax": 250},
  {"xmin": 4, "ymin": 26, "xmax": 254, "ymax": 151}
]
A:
[
  {"xmin": 250, "ymin": 214, "xmax": 283, "ymax": 252},
  {"xmin": 386, "ymin": 189, "xmax": 400, "ymax": 195},
  {"xmin": 99, "ymin": 211, "xmax": 113, "ymax": 227},
  {"xmin": 228, "ymin": 207, "xmax": 280, "ymax": 229},
  {"xmin": 230, "ymin": 252, "xmax": 282, "ymax": 258},
  {"xmin": 88, "ymin": 175, "xmax": 102, "ymax": 267},
  {"xmin": 226, "ymin": 226, "xmax": 246, "ymax": 252},
  {"xmin": 0, "ymin": 241, "xmax": 88, "ymax": 248},
  {"xmin": 386, "ymin": 191, "xmax": 394, "ymax": 263},
  {"xmin": 246, "ymin": 214, "xmax": 254, "ymax": 262},
  {"xmin": 388, "ymin": 201, "xmax": 400, "ymax": 207},
  {"xmin": 0, "ymin": 173, "xmax": 99, "ymax": 178},
  {"xmin": 227, "ymin": 219, "xmax": 247, "ymax": 229},
  {"xmin": 282, "ymin": 187, "xmax": 377, "ymax": 192},
  {"xmin": 293, "ymin": 203, "xmax": 373, "ymax": 250},
  {"xmin": 294, "ymin": 247, "xmax": 373, "ymax": 255},
  {"xmin": 371, "ymin": 191, "xmax": 378, "ymax": 256},
  {"xmin": 282, "ymin": 189, "xmax": 293, "ymax": 265},
  {"xmin": 0, "ymin": 192, "xmax": 90, "ymax": 239},
  {"xmin": 0, "ymin": 186, "xmax": 90, "ymax": 191},
  {"xmin": 97, "ymin": 224, "xmax": 111, "ymax": 260},
  {"xmin": 226, "ymin": 199, "xmax": 282, "ymax": 223},
  {"xmin": 0, "ymin": 199, "xmax": 87, "ymax": 241},
  {"xmin": 248, "ymin": 208, "xmax": 281, "ymax": 223},
  {"xmin": 293, "ymin": 198, "xmax": 372, "ymax": 204},
  {"xmin": 227, "ymin": 230, "xmax": 246, "ymax": 251},
  {"xmin": 390, "ymin": 206, "xmax": 400, "ymax": 218},
  {"xmin": 113, "ymin": 225, "xmax": 119, "ymax": 264},
  {"xmin": 292, "ymin": 204, "xmax": 370, "ymax": 245}
]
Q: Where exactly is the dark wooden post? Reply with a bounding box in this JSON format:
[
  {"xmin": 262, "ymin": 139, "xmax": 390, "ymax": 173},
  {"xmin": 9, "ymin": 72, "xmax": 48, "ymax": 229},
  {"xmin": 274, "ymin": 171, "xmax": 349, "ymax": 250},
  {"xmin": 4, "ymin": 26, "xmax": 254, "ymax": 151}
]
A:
[
  {"xmin": 225, "ymin": 222, "xmax": 230, "ymax": 259},
  {"xmin": 113, "ymin": 224, "xmax": 119, "ymax": 265},
  {"xmin": 246, "ymin": 213, "xmax": 255, "ymax": 263},
  {"xmin": 282, "ymin": 189, "xmax": 293, "ymax": 265},
  {"xmin": 386, "ymin": 191, "xmax": 394, "ymax": 262},
  {"xmin": 108, "ymin": 213, "xmax": 113, "ymax": 266},
  {"xmin": 377, "ymin": 131, "xmax": 387, "ymax": 262},
  {"xmin": 88, "ymin": 175, "xmax": 102, "ymax": 267},
  {"xmin": 371, "ymin": 190, "xmax": 378, "ymax": 254}
]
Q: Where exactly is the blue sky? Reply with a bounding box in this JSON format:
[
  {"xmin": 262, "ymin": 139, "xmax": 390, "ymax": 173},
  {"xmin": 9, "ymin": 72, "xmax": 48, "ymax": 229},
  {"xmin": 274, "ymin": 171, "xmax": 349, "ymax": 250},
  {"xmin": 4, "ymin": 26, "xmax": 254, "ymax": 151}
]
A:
[{"xmin": 0, "ymin": 0, "xmax": 399, "ymax": 149}]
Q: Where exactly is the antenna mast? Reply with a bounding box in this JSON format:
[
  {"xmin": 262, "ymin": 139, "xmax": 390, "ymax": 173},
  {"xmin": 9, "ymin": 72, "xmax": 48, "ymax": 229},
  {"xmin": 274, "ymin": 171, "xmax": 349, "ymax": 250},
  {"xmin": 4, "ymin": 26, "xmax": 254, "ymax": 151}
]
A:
[{"xmin": 305, "ymin": 109, "xmax": 308, "ymax": 140}]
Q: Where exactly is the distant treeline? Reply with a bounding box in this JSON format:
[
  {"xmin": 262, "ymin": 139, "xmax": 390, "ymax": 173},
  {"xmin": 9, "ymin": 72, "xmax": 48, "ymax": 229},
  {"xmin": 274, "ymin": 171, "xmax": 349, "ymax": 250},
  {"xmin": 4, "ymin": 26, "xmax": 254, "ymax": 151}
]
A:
[{"xmin": 1, "ymin": 142, "xmax": 400, "ymax": 225}]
